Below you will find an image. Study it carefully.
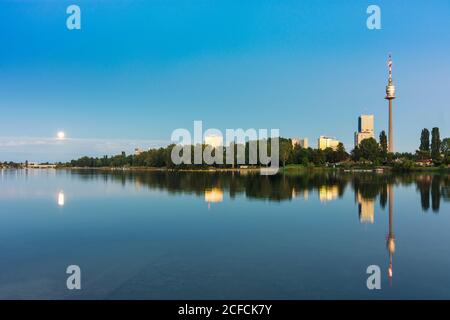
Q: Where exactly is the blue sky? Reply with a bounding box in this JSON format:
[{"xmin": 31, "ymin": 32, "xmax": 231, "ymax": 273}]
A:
[{"xmin": 0, "ymin": 0, "xmax": 449, "ymax": 162}]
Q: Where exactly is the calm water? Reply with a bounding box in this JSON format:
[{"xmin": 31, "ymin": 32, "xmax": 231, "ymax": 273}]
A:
[{"xmin": 0, "ymin": 169, "xmax": 449, "ymax": 299}]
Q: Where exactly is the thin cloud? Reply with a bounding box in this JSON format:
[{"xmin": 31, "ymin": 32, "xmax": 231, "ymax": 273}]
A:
[{"xmin": 0, "ymin": 137, "xmax": 172, "ymax": 162}]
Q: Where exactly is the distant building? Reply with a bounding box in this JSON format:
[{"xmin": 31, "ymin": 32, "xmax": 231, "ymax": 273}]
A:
[
  {"xmin": 415, "ymin": 159, "xmax": 433, "ymax": 167},
  {"xmin": 292, "ymin": 138, "xmax": 309, "ymax": 149},
  {"xmin": 134, "ymin": 148, "xmax": 143, "ymax": 156},
  {"xmin": 354, "ymin": 114, "xmax": 375, "ymax": 147},
  {"xmin": 27, "ymin": 162, "xmax": 56, "ymax": 169},
  {"xmin": 317, "ymin": 136, "xmax": 340, "ymax": 150}
]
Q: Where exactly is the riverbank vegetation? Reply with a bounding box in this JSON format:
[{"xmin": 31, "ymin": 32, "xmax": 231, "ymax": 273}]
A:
[
  {"xmin": 60, "ymin": 127, "xmax": 449, "ymax": 171},
  {"xmin": 3, "ymin": 127, "xmax": 448, "ymax": 172}
]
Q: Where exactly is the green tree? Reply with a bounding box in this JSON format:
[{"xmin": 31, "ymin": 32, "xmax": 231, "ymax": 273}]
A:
[
  {"xmin": 351, "ymin": 146, "xmax": 361, "ymax": 161},
  {"xmin": 441, "ymin": 138, "xmax": 450, "ymax": 155},
  {"xmin": 324, "ymin": 147, "xmax": 336, "ymax": 163},
  {"xmin": 335, "ymin": 143, "xmax": 348, "ymax": 162},
  {"xmin": 419, "ymin": 128, "xmax": 430, "ymax": 152},
  {"xmin": 358, "ymin": 138, "xmax": 379, "ymax": 163},
  {"xmin": 431, "ymin": 127, "xmax": 441, "ymax": 163},
  {"xmin": 292, "ymin": 145, "xmax": 311, "ymax": 166},
  {"xmin": 441, "ymin": 138, "xmax": 450, "ymax": 165},
  {"xmin": 311, "ymin": 149, "xmax": 325, "ymax": 166},
  {"xmin": 379, "ymin": 131, "xmax": 388, "ymax": 159},
  {"xmin": 279, "ymin": 139, "xmax": 293, "ymax": 167}
]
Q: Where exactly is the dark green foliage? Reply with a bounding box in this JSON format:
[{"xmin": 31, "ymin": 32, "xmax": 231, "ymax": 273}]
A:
[
  {"xmin": 431, "ymin": 127, "xmax": 441, "ymax": 163},
  {"xmin": 419, "ymin": 128, "xmax": 430, "ymax": 152},
  {"xmin": 379, "ymin": 130, "xmax": 388, "ymax": 158}
]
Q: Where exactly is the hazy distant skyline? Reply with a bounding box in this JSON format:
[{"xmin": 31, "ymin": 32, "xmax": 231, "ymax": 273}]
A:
[{"xmin": 1, "ymin": 0, "xmax": 449, "ymax": 162}]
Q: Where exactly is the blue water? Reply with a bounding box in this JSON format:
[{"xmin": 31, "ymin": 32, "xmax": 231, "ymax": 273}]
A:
[{"xmin": 0, "ymin": 169, "xmax": 449, "ymax": 299}]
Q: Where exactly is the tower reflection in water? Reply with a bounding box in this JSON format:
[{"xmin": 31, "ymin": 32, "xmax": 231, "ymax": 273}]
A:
[
  {"xmin": 356, "ymin": 184, "xmax": 395, "ymax": 283},
  {"xmin": 387, "ymin": 184, "xmax": 395, "ymax": 283},
  {"xmin": 65, "ymin": 171, "xmax": 450, "ymax": 280}
]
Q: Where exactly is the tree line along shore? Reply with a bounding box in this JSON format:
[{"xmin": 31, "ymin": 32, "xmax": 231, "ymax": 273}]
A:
[{"xmin": 2, "ymin": 128, "xmax": 449, "ymax": 172}]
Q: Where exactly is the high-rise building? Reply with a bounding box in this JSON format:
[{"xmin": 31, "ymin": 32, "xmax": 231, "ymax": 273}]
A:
[
  {"xmin": 385, "ymin": 54, "xmax": 396, "ymax": 152},
  {"xmin": 354, "ymin": 114, "xmax": 375, "ymax": 147},
  {"xmin": 292, "ymin": 138, "xmax": 309, "ymax": 149},
  {"xmin": 317, "ymin": 136, "xmax": 340, "ymax": 150}
]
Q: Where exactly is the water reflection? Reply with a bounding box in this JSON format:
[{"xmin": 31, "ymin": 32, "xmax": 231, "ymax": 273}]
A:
[
  {"xmin": 416, "ymin": 175, "xmax": 447, "ymax": 213},
  {"xmin": 356, "ymin": 191, "xmax": 374, "ymax": 223},
  {"xmin": 1, "ymin": 169, "xmax": 450, "ymax": 299},
  {"xmin": 59, "ymin": 171, "xmax": 449, "ymax": 286},
  {"xmin": 204, "ymin": 188, "xmax": 223, "ymax": 209},
  {"xmin": 57, "ymin": 190, "xmax": 65, "ymax": 207},
  {"xmin": 318, "ymin": 185, "xmax": 339, "ymax": 202},
  {"xmin": 64, "ymin": 170, "xmax": 449, "ymax": 215},
  {"xmin": 292, "ymin": 188, "xmax": 309, "ymax": 200},
  {"xmin": 387, "ymin": 184, "xmax": 395, "ymax": 282}
]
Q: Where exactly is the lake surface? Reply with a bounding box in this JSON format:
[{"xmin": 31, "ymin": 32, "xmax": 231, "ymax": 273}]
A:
[{"xmin": 0, "ymin": 169, "xmax": 449, "ymax": 299}]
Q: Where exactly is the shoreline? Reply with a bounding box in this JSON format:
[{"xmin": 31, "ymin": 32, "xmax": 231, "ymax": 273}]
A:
[
  {"xmin": 1, "ymin": 165, "xmax": 447, "ymax": 174},
  {"xmin": 60, "ymin": 166, "xmax": 266, "ymax": 173}
]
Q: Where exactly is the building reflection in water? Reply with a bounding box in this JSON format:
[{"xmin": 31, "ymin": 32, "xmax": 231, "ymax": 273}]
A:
[
  {"xmin": 57, "ymin": 190, "xmax": 65, "ymax": 207},
  {"xmin": 356, "ymin": 191, "xmax": 374, "ymax": 223},
  {"xmin": 355, "ymin": 183, "xmax": 395, "ymax": 282},
  {"xmin": 318, "ymin": 185, "xmax": 339, "ymax": 202},
  {"xmin": 67, "ymin": 170, "xmax": 449, "ymax": 209},
  {"xmin": 292, "ymin": 188, "xmax": 309, "ymax": 200},
  {"xmin": 204, "ymin": 188, "xmax": 223, "ymax": 209},
  {"xmin": 386, "ymin": 184, "xmax": 395, "ymax": 283},
  {"xmin": 134, "ymin": 179, "xmax": 142, "ymax": 191}
]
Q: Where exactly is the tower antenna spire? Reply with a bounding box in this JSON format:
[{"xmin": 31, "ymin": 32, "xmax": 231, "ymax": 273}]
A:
[{"xmin": 388, "ymin": 53, "xmax": 393, "ymax": 80}]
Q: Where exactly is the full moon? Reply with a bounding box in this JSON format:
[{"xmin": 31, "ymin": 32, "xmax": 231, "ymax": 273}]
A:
[{"xmin": 57, "ymin": 131, "xmax": 66, "ymax": 140}]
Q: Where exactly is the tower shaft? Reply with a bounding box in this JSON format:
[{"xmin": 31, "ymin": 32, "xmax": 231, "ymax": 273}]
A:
[
  {"xmin": 385, "ymin": 54, "xmax": 396, "ymax": 153},
  {"xmin": 388, "ymin": 99, "xmax": 394, "ymax": 153},
  {"xmin": 388, "ymin": 184, "xmax": 394, "ymax": 236}
]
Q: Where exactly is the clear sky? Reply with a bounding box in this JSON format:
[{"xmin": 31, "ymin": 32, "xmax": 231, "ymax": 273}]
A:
[{"xmin": 1, "ymin": 0, "xmax": 449, "ymax": 162}]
